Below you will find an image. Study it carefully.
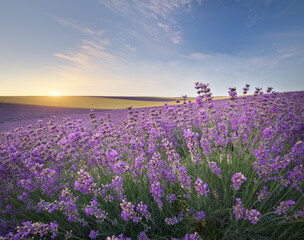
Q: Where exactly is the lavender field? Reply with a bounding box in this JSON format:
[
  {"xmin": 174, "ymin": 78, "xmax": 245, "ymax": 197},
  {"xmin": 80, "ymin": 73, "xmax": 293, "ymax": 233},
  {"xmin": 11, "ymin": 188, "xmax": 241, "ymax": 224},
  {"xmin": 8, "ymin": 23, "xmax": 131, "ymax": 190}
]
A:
[{"xmin": 0, "ymin": 83, "xmax": 304, "ymax": 239}]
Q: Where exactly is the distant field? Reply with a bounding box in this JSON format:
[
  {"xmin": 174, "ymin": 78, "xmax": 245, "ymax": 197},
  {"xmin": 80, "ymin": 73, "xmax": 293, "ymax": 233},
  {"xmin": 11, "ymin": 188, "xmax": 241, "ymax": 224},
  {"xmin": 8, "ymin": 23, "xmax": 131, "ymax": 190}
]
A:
[
  {"xmin": 92, "ymin": 96, "xmax": 180, "ymax": 101},
  {"xmin": 0, "ymin": 96, "xmax": 229, "ymax": 109},
  {"xmin": 0, "ymin": 96, "xmax": 176, "ymax": 109}
]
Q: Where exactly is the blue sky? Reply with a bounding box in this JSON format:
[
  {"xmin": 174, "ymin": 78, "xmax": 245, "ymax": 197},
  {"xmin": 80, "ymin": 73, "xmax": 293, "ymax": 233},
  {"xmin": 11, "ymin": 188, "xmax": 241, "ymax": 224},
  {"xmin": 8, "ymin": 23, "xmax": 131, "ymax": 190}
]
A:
[{"xmin": 0, "ymin": 0, "xmax": 303, "ymax": 97}]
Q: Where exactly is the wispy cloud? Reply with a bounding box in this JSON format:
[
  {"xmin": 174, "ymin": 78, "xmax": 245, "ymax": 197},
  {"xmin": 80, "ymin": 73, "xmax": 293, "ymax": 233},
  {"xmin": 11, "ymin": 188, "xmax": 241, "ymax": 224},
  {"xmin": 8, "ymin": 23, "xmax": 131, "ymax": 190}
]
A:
[
  {"xmin": 99, "ymin": 0, "xmax": 131, "ymax": 16},
  {"xmin": 100, "ymin": 0, "xmax": 201, "ymax": 45},
  {"xmin": 133, "ymin": 0, "xmax": 196, "ymax": 44},
  {"xmin": 157, "ymin": 22, "xmax": 170, "ymax": 32},
  {"xmin": 184, "ymin": 46, "xmax": 304, "ymax": 70},
  {"xmin": 51, "ymin": 37, "xmax": 121, "ymax": 95},
  {"xmin": 53, "ymin": 38, "xmax": 115, "ymax": 72},
  {"xmin": 125, "ymin": 44, "xmax": 137, "ymax": 52},
  {"xmin": 182, "ymin": 52, "xmax": 212, "ymax": 60},
  {"xmin": 54, "ymin": 51, "xmax": 90, "ymax": 67},
  {"xmin": 55, "ymin": 17, "xmax": 104, "ymax": 36},
  {"xmin": 265, "ymin": 47, "xmax": 304, "ymax": 68},
  {"xmin": 171, "ymin": 32, "xmax": 183, "ymax": 44},
  {"xmin": 134, "ymin": 0, "xmax": 192, "ymax": 23},
  {"xmin": 52, "ymin": 15, "xmax": 117, "ymax": 83}
]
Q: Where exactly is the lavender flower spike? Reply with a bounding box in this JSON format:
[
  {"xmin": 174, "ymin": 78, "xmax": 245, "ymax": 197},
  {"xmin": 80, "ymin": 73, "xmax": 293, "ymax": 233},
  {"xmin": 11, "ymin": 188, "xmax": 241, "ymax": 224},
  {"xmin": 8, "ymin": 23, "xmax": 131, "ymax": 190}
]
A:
[{"xmin": 231, "ymin": 172, "xmax": 247, "ymax": 191}]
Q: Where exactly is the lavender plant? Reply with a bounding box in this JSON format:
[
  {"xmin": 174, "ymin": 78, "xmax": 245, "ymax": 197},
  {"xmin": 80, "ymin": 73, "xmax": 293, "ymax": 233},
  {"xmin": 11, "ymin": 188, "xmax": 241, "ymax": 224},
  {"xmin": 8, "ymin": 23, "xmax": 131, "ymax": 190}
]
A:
[{"xmin": 0, "ymin": 83, "xmax": 303, "ymax": 239}]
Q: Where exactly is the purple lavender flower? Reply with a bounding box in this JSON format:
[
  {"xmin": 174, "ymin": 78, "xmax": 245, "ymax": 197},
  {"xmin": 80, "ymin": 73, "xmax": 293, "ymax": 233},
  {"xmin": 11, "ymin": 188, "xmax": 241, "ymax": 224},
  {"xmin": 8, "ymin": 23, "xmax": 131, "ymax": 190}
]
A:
[
  {"xmin": 149, "ymin": 181, "xmax": 164, "ymax": 209},
  {"xmin": 195, "ymin": 178, "xmax": 210, "ymax": 197},
  {"xmin": 233, "ymin": 199, "xmax": 262, "ymax": 224},
  {"xmin": 178, "ymin": 211, "xmax": 185, "ymax": 220},
  {"xmin": 136, "ymin": 201, "xmax": 152, "ymax": 222},
  {"xmin": 19, "ymin": 178, "xmax": 36, "ymax": 191},
  {"xmin": 177, "ymin": 166, "xmax": 191, "ymax": 196},
  {"xmin": 7, "ymin": 221, "xmax": 58, "ymax": 239},
  {"xmin": 274, "ymin": 200, "xmax": 295, "ymax": 216},
  {"xmin": 208, "ymin": 162, "xmax": 222, "ymax": 178},
  {"xmin": 84, "ymin": 198, "xmax": 107, "ymax": 222},
  {"xmin": 106, "ymin": 234, "xmax": 131, "ymax": 240},
  {"xmin": 287, "ymin": 165, "xmax": 304, "ymax": 192},
  {"xmin": 138, "ymin": 232, "xmax": 150, "ymax": 240},
  {"xmin": 293, "ymin": 208, "xmax": 304, "ymax": 219},
  {"xmin": 233, "ymin": 198, "xmax": 246, "ymax": 220},
  {"xmin": 120, "ymin": 199, "xmax": 137, "ymax": 222},
  {"xmin": 262, "ymin": 126, "xmax": 273, "ymax": 138},
  {"xmin": 165, "ymin": 216, "xmax": 179, "ymax": 225},
  {"xmin": 57, "ymin": 188, "xmax": 82, "ymax": 223},
  {"xmin": 193, "ymin": 211, "xmax": 205, "ymax": 221},
  {"xmin": 183, "ymin": 233, "xmax": 202, "ymax": 240},
  {"xmin": 111, "ymin": 176, "xmax": 124, "ymax": 200},
  {"xmin": 257, "ymin": 186, "xmax": 270, "ymax": 202},
  {"xmin": 89, "ymin": 230, "xmax": 100, "ymax": 239},
  {"xmin": 231, "ymin": 172, "xmax": 247, "ymax": 191},
  {"xmin": 74, "ymin": 170, "xmax": 97, "ymax": 195},
  {"xmin": 166, "ymin": 193, "xmax": 177, "ymax": 203},
  {"xmin": 183, "ymin": 129, "xmax": 201, "ymax": 163},
  {"xmin": 200, "ymin": 137, "xmax": 212, "ymax": 157},
  {"xmin": 245, "ymin": 209, "xmax": 262, "ymax": 224},
  {"xmin": 165, "ymin": 212, "xmax": 184, "ymax": 225},
  {"xmin": 38, "ymin": 199, "xmax": 58, "ymax": 213},
  {"xmin": 101, "ymin": 176, "xmax": 124, "ymax": 202}
]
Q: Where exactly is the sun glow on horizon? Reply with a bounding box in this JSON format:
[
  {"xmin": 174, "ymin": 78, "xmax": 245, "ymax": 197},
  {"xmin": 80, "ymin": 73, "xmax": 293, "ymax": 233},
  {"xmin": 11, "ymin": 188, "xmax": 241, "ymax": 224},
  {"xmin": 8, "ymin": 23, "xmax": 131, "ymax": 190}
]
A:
[{"xmin": 50, "ymin": 91, "xmax": 61, "ymax": 97}]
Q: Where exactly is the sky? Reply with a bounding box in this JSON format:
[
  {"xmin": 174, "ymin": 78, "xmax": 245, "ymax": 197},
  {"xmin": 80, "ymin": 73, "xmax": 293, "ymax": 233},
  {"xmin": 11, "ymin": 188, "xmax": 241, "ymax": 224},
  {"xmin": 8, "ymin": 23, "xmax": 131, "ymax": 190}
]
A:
[{"xmin": 0, "ymin": 0, "xmax": 304, "ymax": 97}]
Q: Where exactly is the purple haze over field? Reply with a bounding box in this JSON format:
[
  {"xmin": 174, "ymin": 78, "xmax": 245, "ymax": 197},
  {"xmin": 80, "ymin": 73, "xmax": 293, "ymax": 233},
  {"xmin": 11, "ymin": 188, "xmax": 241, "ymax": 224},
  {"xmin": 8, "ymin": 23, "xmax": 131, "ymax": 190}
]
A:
[
  {"xmin": 0, "ymin": 103, "xmax": 162, "ymax": 133},
  {"xmin": 1, "ymin": 91, "xmax": 302, "ymax": 134}
]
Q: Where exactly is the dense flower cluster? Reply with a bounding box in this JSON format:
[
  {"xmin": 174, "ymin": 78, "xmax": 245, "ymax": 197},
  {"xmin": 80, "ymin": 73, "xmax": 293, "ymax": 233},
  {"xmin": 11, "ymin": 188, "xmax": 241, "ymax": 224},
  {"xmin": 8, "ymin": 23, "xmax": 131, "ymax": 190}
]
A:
[
  {"xmin": 233, "ymin": 198, "xmax": 262, "ymax": 224},
  {"xmin": 84, "ymin": 197, "xmax": 107, "ymax": 223},
  {"xmin": 231, "ymin": 172, "xmax": 247, "ymax": 191},
  {"xmin": 120, "ymin": 199, "xmax": 151, "ymax": 223},
  {"xmin": 208, "ymin": 162, "xmax": 222, "ymax": 178},
  {"xmin": 257, "ymin": 186, "xmax": 270, "ymax": 202},
  {"xmin": 194, "ymin": 178, "xmax": 209, "ymax": 197},
  {"xmin": 0, "ymin": 83, "xmax": 303, "ymax": 239},
  {"xmin": 166, "ymin": 193, "xmax": 177, "ymax": 203},
  {"xmin": 184, "ymin": 129, "xmax": 201, "ymax": 163},
  {"xmin": 274, "ymin": 200, "xmax": 296, "ymax": 216},
  {"xmin": 0, "ymin": 221, "xmax": 58, "ymax": 239},
  {"xmin": 233, "ymin": 198, "xmax": 246, "ymax": 220},
  {"xmin": 88, "ymin": 230, "xmax": 100, "ymax": 239},
  {"xmin": 74, "ymin": 169, "xmax": 98, "ymax": 194},
  {"xmin": 165, "ymin": 212, "xmax": 184, "ymax": 225},
  {"xmin": 192, "ymin": 211, "xmax": 205, "ymax": 222},
  {"xmin": 245, "ymin": 209, "xmax": 262, "ymax": 224},
  {"xmin": 120, "ymin": 199, "xmax": 138, "ymax": 222}
]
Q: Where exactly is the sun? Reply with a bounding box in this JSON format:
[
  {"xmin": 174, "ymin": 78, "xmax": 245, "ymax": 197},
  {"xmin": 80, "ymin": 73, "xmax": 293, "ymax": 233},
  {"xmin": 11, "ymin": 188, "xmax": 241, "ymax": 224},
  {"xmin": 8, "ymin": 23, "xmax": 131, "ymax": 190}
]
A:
[{"xmin": 50, "ymin": 91, "xmax": 61, "ymax": 97}]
